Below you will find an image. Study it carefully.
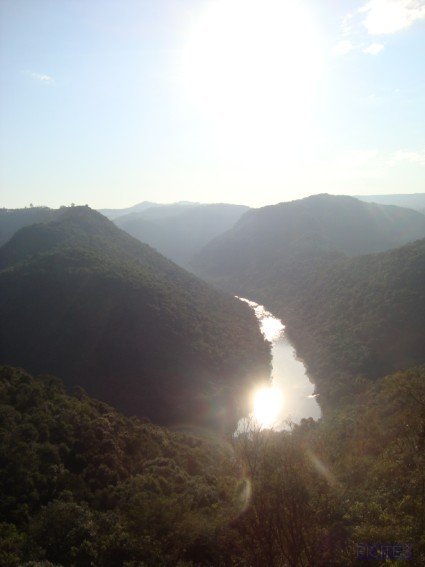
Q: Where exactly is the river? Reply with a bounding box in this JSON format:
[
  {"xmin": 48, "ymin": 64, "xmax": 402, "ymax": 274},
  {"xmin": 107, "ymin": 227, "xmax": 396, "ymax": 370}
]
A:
[{"xmin": 239, "ymin": 298, "xmax": 321, "ymax": 429}]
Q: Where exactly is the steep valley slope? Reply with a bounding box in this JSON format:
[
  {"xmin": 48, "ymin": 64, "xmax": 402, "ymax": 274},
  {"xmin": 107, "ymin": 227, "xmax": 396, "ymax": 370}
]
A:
[{"xmin": 0, "ymin": 206, "xmax": 270, "ymax": 429}]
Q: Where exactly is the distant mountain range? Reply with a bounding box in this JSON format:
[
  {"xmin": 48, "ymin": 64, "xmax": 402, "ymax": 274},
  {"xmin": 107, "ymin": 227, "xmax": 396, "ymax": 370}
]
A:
[
  {"xmin": 0, "ymin": 206, "xmax": 57, "ymax": 247},
  {"xmin": 0, "ymin": 202, "xmax": 250, "ymax": 269},
  {"xmin": 0, "ymin": 206, "xmax": 270, "ymax": 429},
  {"xmin": 98, "ymin": 201, "xmax": 200, "ymax": 220},
  {"xmin": 355, "ymin": 192, "xmax": 425, "ymax": 212},
  {"xmin": 114, "ymin": 203, "xmax": 249, "ymax": 267}
]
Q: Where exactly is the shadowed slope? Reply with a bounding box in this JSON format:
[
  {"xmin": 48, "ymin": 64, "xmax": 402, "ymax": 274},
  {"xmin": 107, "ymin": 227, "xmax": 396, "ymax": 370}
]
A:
[{"xmin": 0, "ymin": 207, "xmax": 270, "ymax": 429}]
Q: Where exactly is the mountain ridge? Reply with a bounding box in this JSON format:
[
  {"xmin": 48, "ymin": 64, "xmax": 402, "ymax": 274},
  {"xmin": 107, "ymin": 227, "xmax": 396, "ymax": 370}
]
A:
[{"xmin": 0, "ymin": 206, "xmax": 271, "ymax": 429}]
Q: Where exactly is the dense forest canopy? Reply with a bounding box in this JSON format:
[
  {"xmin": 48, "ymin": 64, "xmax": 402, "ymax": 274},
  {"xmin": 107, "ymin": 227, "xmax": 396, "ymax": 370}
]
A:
[
  {"xmin": 2, "ymin": 0, "xmax": 425, "ymax": 557},
  {"xmin": 0, "ymin": 206, "xmax": 270, "ymax": 429},
  {"xmin": 192, "ymin": 194, "xmax": 425, "ymax": 284},
  {"xmin": 192, "ymin": 194, "xmax": 425, "ymax": 408},
  {"xmin": 1, "ymin": 365, "xmax": 423, "ymax": 565},
  {"xmin": 1, "ymin": 194, "xmax": 424, "ymax": 565}
]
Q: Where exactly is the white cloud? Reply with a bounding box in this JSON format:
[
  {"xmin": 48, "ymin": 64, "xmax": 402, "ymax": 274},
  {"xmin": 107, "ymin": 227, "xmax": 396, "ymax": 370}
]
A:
[
  {"xmin": 363, "ymin": 42, "xmax": 385, "ymax": 54},
  {"xmin": 360, "ymin": 0, "xmax": 425, "ymax": 35},
  {"xmin": 341, "ymin": 13, "xmax": 355, "ymax": 35},
  {"xmin": 332, "ymin": 40, "xmax": 355, "ymax": 56},
  {"xmin": 390, "ymin": 149, "xmax": 425, "ymax": 165},
  {"xmin": 26, "ymin": 71, "xmax": 55, "ymax": 84}
]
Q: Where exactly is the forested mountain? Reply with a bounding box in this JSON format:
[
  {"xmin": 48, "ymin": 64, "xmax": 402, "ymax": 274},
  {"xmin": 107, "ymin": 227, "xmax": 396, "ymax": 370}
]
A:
[
  {"xmin": 115, "ymin": 203, "xmax": 249, "ymax": 267},
  {"xmin": 192, "ymin": 195, "xmax": 425, "ymax": 407},
  {"xmin": 268, "ymin": 238, "xmax": 425, "ymax": 407},
  {"xmin": 0, "ymin": 206, "xmax": 270, "ymax": 429},
  {"xmin": 1, "ymin": 197, "xmax": 424, "ymax": 566},
  {"xmin": 2, "ymin": 365, "xmax": 423, "ymax": 565},
  {"xmin": 0, "ymin": 207, "xmax": 57, "ymax": 247},
  {"xmin": 192, "ymin": 194, "xmax": 425, "ymax": 289},
  {"xmin": 356, "ymin": 192, "xmax": 425, "ymax": 212}
]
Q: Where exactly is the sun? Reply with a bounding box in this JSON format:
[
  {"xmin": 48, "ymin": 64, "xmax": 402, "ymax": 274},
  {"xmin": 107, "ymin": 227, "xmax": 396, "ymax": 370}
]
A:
[
  {"xmin": 253, "ymin": 386, "xmax": 283, "ymax": 428},
  {"xmin": 179, "ymin": 0, "xmax": 323, "ymax": 157}
]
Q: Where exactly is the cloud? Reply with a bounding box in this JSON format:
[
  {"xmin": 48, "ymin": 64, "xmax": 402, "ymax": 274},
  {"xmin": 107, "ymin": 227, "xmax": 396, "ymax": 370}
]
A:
[
  {"xmin": 332, "ymin": 40, "xmax": 355, "ymax": 56},
  {"xmin": 390, "ymin": 149, "xmax": 425, "ymax": 165},
  {"xmin": 26, "ymin": 71, "xmax": 55, "ymax": 84},
  {"xmin": 363, "ymin": 42, "xmax": 385, "ymax": 54},
  {"xmin": 360, "ymin": 0, "xmax": 425, "ymax": 35}
]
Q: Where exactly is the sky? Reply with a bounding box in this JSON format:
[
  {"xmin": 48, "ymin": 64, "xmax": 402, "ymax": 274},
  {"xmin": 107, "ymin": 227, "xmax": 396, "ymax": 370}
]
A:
[{"xmin": 0, "ymin": 0, "xmax": 424, "ymax": 209}]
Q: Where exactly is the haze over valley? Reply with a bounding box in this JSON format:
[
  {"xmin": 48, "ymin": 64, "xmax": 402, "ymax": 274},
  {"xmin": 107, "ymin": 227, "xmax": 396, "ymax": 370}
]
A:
[{"xmin": 1, "ymin": 0, "xmax": 425, "ymax": 564}]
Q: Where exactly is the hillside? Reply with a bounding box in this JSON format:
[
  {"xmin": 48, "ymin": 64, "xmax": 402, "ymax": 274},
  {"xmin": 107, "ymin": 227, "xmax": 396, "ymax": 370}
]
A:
[
  {"xmin": 0, "ymin": 207, "xmax": 58, "ymax": 247},
  {"xmin": 192, "ymin": 195, "xmax": 425, "ymax": 406},
  {"xmin": 192, "ymin": 194, "xmax": 425, "ymax": 293},
  {"xmin": 2, "ymin": 365, "xmax": 424, "ymax": 565},
  {"xmin": 115, "ymin": 203, "xmax": 249, "ymax": 267},
  {"xmin": 0, "ymin": 207, "xmax": 270, "ymax": 429},
  {"xmin": 0, "ymin": 366, "xmax": 242, "ymax": 565},
  {"xmin": 271, "ymin": 238, "xmax": 425, "ymax": 407}
]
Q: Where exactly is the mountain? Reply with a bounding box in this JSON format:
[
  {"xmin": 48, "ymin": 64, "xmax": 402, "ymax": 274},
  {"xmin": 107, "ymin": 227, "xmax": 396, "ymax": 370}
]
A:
[
  {"xmin": 276, "ymin": 238, "xmax": 425, "ymax": 407},
  {"xmin": 355, "ymin": 192, "xmax": 425, "ymax": 212},
  {"xmin": 98, "ymin": 201, "xmax": 199, "ymax": 220},
  {"xmin": 0, "ymin": 206, "xmax": 57, "ymax": 247},
  {"xmin": 192, "ymin": 194, "xmax": 425, "ymax": 407},
  {"xmin": 115, "ymin": 203, "xmax": 250, "ymax": 267},
  {"xmin": 0, "ymin": 206, "xmax": 270, "ymax": 429},
  {"xmin": 192, "ymin": 194, "xmax": 425, "ymax": 293}
]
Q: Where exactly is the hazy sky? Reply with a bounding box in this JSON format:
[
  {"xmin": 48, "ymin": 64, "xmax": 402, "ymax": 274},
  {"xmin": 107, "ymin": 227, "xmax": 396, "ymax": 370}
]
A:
[{"xmin": 1, "ymin": 0, "xmax": 424, "ymax": 209}]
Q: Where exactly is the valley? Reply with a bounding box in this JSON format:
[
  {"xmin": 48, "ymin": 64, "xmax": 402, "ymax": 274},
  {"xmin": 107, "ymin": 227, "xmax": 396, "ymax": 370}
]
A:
[
  {"xmin": 2, "ymin": 2, "xmax": 424, "ymax": 562},
  {"xmin": 0, "ymin": 194, "xmax": 424, "ymax": 565}
]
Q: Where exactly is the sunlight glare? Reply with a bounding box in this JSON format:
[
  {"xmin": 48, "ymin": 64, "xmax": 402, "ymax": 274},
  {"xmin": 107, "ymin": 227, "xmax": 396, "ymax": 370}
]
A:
[
  {"xmin": 179, "ymin": 0, "xmax": 323, "ymax": 157},
  {"xmin": 253, "ymin": 386, "xmax": 283, "ymax": 428},
  {"xmin": 237, "ymin": 297, "xmax": 284, "ymax": 342}
]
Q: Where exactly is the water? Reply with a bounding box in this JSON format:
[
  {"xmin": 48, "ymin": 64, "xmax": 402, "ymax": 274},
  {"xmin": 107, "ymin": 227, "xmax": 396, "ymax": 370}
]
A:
[{"xmin": 239, "ymin": 297, "xmax": 321, "ymax": 429}]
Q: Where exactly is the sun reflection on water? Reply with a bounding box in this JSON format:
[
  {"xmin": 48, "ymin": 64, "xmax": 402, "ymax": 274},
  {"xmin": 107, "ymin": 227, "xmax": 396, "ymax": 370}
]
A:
[
  {"xmin": 237, "ymin": 297, "xmax": 284, "ymax": 342},
  {"xmin": 236, "ymin": 296, "xmax": 321, "ymax": 432},
  {"xmin": 253, "ymin": 386, "xmax": 283, "ymax": 428}
]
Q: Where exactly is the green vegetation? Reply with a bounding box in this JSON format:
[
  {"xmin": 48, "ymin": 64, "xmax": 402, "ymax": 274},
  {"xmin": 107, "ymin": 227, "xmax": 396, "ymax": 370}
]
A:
[
  {"xmin": 1, "ymin": 195, "xmax": 424, "ymax": 565},
  {"xmin": 0, "ymin": 206, "xmax": 270, "ymax": 429},
  {"xmin": 192, "ymin": 194, "xmax": 425, "ymax": 286},
  {"xmin": 1, "ymin": 365, "xmax": 424, "ymax": 565},
  {"xmin": 0, "ymin": 366, "xmax": 243, "ymax": 566},
  {"xmin": 193, "ymin": 194, "xmax": 425, "ymax": 407},
  {"xmin": 274, "ymin": 238, "xmax": 425, "ymax": 407}
]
